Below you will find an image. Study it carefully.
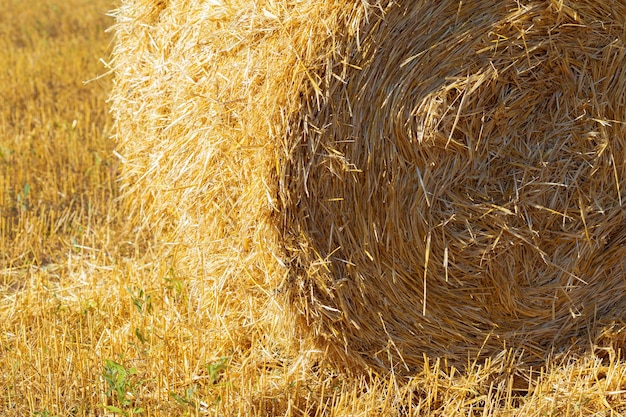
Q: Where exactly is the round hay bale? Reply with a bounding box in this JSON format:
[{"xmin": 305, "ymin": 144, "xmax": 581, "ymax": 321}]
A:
[
  {"xmin": 111, "ymin": 0, "xmax": 626, "ymax": 375},
  {"xmin": 280, "ymin": 0, "xmax": 626, "ymax": 372}
]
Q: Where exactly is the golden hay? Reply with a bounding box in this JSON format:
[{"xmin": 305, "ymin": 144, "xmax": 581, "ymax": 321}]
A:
[{"xmin": 111, "ymin": 0, "xmax": 626, "ymax": 375}]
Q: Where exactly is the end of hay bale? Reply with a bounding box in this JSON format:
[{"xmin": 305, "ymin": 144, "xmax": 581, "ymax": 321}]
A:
[{"xmin": 280, "ymin": 0, "xmax": 626, "ymax": 373}]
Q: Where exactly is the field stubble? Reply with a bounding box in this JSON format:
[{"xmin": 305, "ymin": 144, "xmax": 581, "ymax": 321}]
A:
[{"xmin": 0, "ymin": 0, "xmax": 625, "ymax": 416}]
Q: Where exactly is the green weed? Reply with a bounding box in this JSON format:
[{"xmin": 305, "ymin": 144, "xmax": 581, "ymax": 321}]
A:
[
  {"xmin": 126, "ymin": 287, "xmax": 153, "ymax": 315},
  {"xmin": 170, "ymin": 385, "xmax": 199, "ymax": 412},
  {"xmin": 206, "ymin": 356, "xmax": 229, "ymax": 385},
  {"xmin": 102, "ymin": 358, "xmax": 144, "ymax": 416}
]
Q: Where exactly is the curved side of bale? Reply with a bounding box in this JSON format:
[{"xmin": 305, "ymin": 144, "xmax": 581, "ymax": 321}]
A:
[
  {"xmin": 281, "ymin": 0, "xmax": 626, "ymax": 373},
  {"xmin": 109, "ymin": 0, "xmax": 377, "ymax": 369}
]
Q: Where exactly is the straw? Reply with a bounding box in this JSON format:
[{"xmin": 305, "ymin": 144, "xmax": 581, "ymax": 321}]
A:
[{"xmin": 280, "ymin": 0, "xmax": 626, "ymax": 372}]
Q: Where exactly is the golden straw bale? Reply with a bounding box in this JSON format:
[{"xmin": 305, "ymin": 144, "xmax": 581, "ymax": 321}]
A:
[{"xmin": 111, "ymin": 0, "xmax": 626, "ymax": 375}]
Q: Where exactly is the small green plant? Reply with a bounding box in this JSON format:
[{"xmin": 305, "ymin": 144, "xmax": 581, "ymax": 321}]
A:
[
  {"xmin": 170, "ymin": 385, "xmax": 198, "ymax": 412},
  {"xmin": 206, "ymin": 357, "xmax": 229, "ymax": 384},
  {"xmin": 126, "ymin": 287, "xmax": 152, "ymax": 314},
  {"xmin": 16, "ymin": 182, "xmax": 30, "ymax": 211},
  {"xmin": 164, "ymin": 267, "xmax": 186, "ymax": 303},
  {"xmin": 102, "ymin": 358, "xmax": 144, "ymax": 416},
  {"xmin": 134, "ymin": 327, "xmax": 148, "ymax": 344}
]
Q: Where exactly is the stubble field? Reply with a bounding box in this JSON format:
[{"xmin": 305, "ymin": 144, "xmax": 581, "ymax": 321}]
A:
[{"xmin": 1, "ymin": 0, "xmax": 625, "ymax": 416}]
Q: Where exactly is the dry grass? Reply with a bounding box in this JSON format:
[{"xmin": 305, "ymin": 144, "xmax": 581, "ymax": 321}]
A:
[{"xmin": 1, "ymin": 0, "xmax": 626, "ymax": 416}]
